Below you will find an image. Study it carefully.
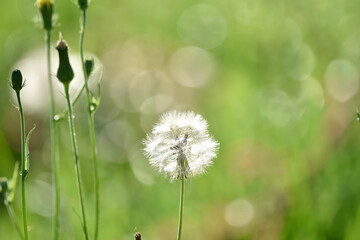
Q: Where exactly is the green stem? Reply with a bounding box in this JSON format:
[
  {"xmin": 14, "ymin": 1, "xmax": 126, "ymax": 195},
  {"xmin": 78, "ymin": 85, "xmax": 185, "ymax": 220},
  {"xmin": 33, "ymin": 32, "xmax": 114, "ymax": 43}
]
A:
[
  {"xmin": 64, "ymin": 84, "xmax": 89, "ymax": 240},
  {"xmin": 80, "ymin": 10, "xmax": 100, "ymax": 240},
  {"xmin": 56, "ymin": 84, "xmax": 85, "ymax": 120},
  {"xmin": 46, "ymin": 29, "xmax": 61, "ymax": 240},
  {"xmin": 5, "ymin": 199, "xmax": 24, "ymax": 240},
  {"xmin": 177, "ymin": 179, "xmax": 185, "ymax": 240},
  {"xmin": 16, "ymin": 92, "xmax": 28, "ymax": 240}
]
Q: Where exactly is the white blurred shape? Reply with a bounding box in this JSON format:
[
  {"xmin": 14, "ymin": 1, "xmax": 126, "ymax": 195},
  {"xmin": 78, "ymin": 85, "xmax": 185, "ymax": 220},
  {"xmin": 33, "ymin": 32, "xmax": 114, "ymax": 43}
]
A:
[
  {"xmin": 178, "ymin": 4, "xmax": 227, "ymax": 49},
  {"xmin": 225, "ymin": 199, "xmax": 254, "ymax": 227},
  {"xmin": 11, "ymin": 48, "xmax": 85, "ymax": 114},
  {"xmin": 285, "ymin": 44, "xmax": 315, "ymax": 81},
  {"xmin": 324, "ymin": 59, "xmax": 358, "ymax": 102},
  {"xmin": 170, "ymin": 46, "xmax": 215, "ymax": 88}
]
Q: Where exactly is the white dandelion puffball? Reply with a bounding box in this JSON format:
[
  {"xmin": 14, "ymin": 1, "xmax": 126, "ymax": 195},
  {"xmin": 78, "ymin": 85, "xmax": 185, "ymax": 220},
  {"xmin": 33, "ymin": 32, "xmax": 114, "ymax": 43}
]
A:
[{"xmin": 143, "ymin": 111, "xmax": 219, "ymax": 181}]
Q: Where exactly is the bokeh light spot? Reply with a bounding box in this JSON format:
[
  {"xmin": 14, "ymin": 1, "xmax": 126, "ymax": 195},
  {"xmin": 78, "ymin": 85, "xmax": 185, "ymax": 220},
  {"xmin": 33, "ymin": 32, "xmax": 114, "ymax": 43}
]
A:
[
  {"xmin": 11, "ymin": 48, "xmax": 86, "ymax": 114},
  {"xmin": 170, "ymin": 46, "xmax": 216, "ymax": 88},
  {"xmin": 284, "ymin": 44, "xmax": 315, "ymax": 81},
  {"xmin": 225, "ymin": 199, "xmax": 254, "ymax": 227},
  {"xmin": 259, "ymin": 90, "xmax": 298, "ymax": 128},
  {"xmin": 298, "ymin": 77, "xmax": 325, "ymax": 108},
  {"xmin": 140, "ymin": 94, "xmax": 173, "ymax": 114},
  {"xmin": 178, "ymin": 4, "xmax": 228, "ymax": 49},
  {"xmin": 324, "ymin": 59, "xmax": 359, "ymax": 102}
]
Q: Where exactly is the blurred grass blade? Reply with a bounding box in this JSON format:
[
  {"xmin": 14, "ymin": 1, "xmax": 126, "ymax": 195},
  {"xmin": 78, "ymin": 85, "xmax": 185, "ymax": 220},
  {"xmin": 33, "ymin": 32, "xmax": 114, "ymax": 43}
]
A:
[{"xmin": 8, "ymin": 161, "xmax": 20, "ymax": 202}]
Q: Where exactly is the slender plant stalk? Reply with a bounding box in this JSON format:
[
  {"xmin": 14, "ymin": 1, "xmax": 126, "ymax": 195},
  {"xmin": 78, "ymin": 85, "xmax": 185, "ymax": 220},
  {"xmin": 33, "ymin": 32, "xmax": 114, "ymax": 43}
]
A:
[
  {"xmin": 64, "ymin": 83, "xmax": 89, "ymax": 240},
  {"xmin": 56, "ymin": 84, "xmax": 85, "ymax": 120},
  {"xmin": 80, "ymin": 10, "xmax": 100, "ymax": 240},
  {"xmin": 16, "ymin": 92, "xmax": 28, "ymax": 240},
  {"xmin": 4, "ymin": 199, "xmax": 24, "ymax": 240},
  {"xmin": 45, "ymin": 29, "xmax": 61, "ymax": 240},
  {"xmin": 177, "ymin": 179, "xmax": 185, "ymax": 240}
]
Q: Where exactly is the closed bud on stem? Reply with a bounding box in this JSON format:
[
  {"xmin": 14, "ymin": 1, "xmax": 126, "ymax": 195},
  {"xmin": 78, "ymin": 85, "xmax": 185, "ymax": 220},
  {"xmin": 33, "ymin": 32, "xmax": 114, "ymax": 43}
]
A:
[
  {"xmin": 36, "ymin": 0, "xmax": 54, "ymax": 30},
  {"xmin": 85, "ymin": 57, "xmax": 94, "ymax": 77},
  {"xmin": 0, "ymin": 178, "xmax": 8, "ymax": 193},
  {"xmin": 10, "ymin": 70, "xmax": 24, "ymax": 92},
  {"xmin": 134, "ymin": 232, "xmax": 142, "ymax": 240},
  {"xmin": 56, "ymin": 33, "xmax": 74, "ymax": 84},
  {"xmin": 78, "ymin": 0, "xmax": 88, "ymax": 11}
]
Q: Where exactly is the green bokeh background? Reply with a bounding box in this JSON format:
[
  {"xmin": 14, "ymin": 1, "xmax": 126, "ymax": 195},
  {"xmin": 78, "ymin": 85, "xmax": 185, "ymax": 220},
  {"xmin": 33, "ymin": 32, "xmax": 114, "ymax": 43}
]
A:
[{"xmin": 1, "ymin": 0, "xmax": 360, "ymax": 239}]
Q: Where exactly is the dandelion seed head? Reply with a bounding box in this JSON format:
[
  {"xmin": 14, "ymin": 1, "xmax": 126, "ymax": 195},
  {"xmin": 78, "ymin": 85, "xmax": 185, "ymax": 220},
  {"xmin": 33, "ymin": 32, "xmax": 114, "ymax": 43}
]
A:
[{"xmin": 143, "ymin": 111, "xmax": 219, "ymax": 181}]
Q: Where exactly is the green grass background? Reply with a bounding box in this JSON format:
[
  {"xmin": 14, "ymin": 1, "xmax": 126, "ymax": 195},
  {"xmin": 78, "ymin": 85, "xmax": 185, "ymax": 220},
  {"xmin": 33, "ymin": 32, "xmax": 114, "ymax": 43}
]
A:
[{"xmin": 1, "ymin": 0, "xmax": 360, "ymax": 239}]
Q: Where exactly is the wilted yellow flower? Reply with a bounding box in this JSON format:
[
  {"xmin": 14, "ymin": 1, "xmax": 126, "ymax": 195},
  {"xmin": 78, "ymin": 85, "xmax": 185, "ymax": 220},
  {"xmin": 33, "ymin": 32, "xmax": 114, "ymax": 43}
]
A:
[
  {"xmin": 36, "ymin": 0, "xmax": 53, "ymax": 10},
  {"xmin": 36, "ymin": 0, "xmax": 54, "ymax": 30}
]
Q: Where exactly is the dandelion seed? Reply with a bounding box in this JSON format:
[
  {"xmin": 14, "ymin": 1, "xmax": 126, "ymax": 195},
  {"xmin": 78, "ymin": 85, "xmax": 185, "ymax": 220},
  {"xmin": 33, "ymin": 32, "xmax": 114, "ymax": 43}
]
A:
[{"xmin": 143, "ymin": 111, "xmax": 219, "ymax": 181}]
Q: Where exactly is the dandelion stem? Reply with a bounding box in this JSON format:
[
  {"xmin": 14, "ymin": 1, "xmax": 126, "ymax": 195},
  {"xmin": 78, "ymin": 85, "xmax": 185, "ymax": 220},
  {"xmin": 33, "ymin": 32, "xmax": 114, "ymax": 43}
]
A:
[
  {"xmin": 177, "ymin": 179, "xmax": 185, "ymax": 240},
  {"xmin": 4, "ymin": 199, "xmax": 24, "ymax": 240},
  {"xmin": 80, "ymin": 9, "xmax": 100, "ymax": 240},
  {"xmin": 64, "ymin": 83, "xmax": 89, "ymax": 240},
  {"xmin": 16, "ymin": 91, "xmax": 28, "ymax": 240},
  {"xmin": 45, "ymin": 29, "xmax": 61, "ymax": 240}
]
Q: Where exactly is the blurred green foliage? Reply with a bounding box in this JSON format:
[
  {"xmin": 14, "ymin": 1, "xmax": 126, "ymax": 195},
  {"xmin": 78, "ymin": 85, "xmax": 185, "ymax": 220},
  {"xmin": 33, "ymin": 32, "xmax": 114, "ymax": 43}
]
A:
[{"xmin": 1, "ymin": 0, "xmax": 360, "ymax": 239}]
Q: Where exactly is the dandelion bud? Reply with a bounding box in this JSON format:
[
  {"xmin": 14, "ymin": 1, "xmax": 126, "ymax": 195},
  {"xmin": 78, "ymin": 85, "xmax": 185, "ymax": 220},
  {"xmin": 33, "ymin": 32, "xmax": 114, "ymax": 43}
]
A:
[
  {"xmin": 0, "ymin": 177, "xmax": 8, "ymax": 193},
  {"xmin": 85, "ymin": 57, "xmax": 94, "ymax": 77},
  {"xmin": 134, "ymin": 232, "xmax": 142, "ymax": 240},
  {"xmin": 56, "ymin": 34, "xmax": 74, "ymax": 84},
  {"xmin": 143, "ymin": 111, "xmax": 219, "ymax": 181},
  {"xmin": 78, "ymin": 0, "xmax": 88, "ymax": 11},
  {"xmin": 10, "ymin": 69, "xmax": 24, "ymax": 92},
  {"xmin": 36, "ymin": 0, "xmax": 54, "ymax": 30}
]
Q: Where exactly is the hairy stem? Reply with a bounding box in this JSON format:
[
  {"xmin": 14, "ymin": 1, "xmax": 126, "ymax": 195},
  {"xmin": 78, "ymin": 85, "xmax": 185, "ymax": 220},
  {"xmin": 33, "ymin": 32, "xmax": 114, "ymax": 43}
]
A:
[
  {"xmin": 16, "ymin": 92, "xmax": 28, "ymax": 240},
  {"xmin": 45, "ymin": 29, "xmax": 61, "ymax": 240},
  {"xmin": 80, "ymin": 10, "xmax": 100, "ymax": 240},
  {"xmin": 5, "ymin": 200, "xmax": 24, "ymax": 240},
  {"xmin": 177, "ymin": 179, "xmax": 185, "ymax": 240},
  {"xmin": 64, "ymin": 84, "xmax": 89, "ymax": 240}
]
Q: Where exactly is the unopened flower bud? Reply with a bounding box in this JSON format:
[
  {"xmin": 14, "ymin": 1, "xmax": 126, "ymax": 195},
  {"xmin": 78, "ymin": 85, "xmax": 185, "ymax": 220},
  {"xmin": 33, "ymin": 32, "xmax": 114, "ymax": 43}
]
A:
[
  {"xmin": 134, "ymin": 232, "xmax": 142, "ymax": 240},
  {"xmin": 0, "ymin": 178, "xmax": 8, "ymax": 193},
  {"xmin": 36, "ymin": 0, "xmax": 54, "ymax": 30},
  {"xmin": 78, "ymin": 0, "xmax": 88, "ymax": 11},
  {"xmin": 11, "ymin": 70, "xmax": 24, "ymax": 92},
  {"xmin": 85, "ymin": 57, "xmax": 94, "ymax": 77},
  {"xmin": 56, "ymin": 34, "xmax": 74, "ymax": 84}
]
